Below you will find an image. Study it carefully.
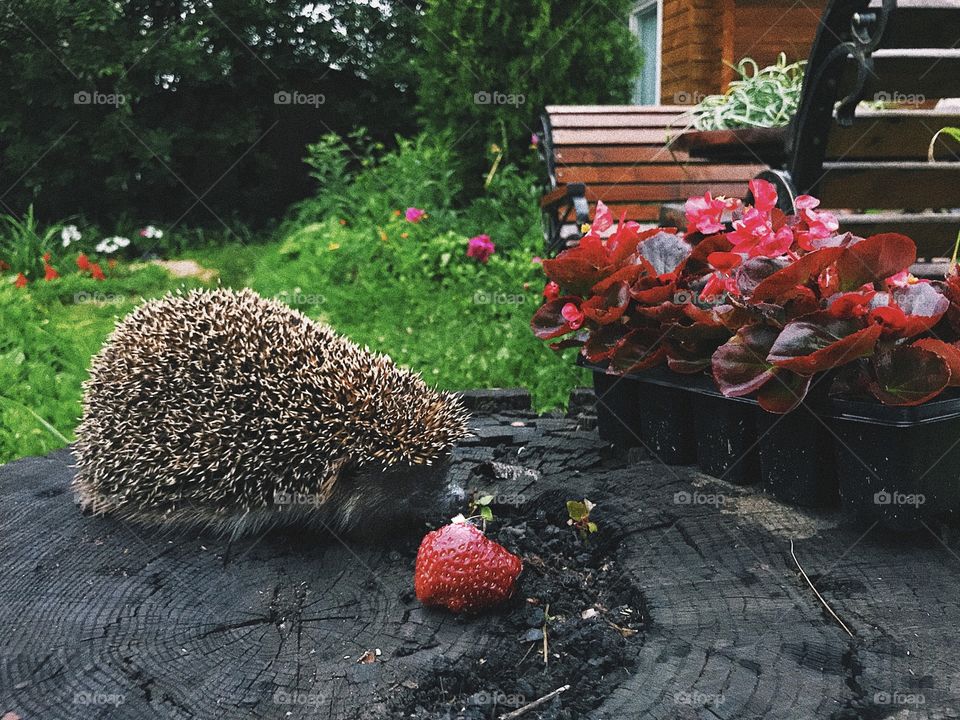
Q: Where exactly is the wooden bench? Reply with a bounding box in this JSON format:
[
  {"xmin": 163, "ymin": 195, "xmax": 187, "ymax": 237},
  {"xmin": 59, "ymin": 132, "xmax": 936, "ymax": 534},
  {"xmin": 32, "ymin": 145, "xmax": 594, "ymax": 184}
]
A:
[
  {"xmin": 755, "ymin": 0, "xmax": 960, "ymax": 268},
  {"xmin": 537, "ymin": 106, "xmax": 764, "ymax": 253}
]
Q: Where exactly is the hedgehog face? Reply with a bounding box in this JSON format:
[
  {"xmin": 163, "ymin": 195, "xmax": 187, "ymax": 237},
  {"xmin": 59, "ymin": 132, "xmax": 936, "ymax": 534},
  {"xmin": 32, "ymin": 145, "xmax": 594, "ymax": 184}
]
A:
[{"xmin": 329, "ymin": 453, "xmax": 464, "ymax": 536}]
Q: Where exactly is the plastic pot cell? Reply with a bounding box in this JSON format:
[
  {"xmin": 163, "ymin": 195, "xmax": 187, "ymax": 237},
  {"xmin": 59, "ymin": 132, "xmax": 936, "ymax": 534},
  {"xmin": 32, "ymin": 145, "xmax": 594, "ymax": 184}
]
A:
[{"xmin": 829, "ymin": 393, "xmax": 960, "ymax": 529}]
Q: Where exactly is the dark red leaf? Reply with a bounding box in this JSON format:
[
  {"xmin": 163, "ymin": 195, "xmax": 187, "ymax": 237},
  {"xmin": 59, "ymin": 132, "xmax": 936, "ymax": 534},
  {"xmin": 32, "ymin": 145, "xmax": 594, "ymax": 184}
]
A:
[
  {"xmin": 835, "ymin": 233, "xmax": 916, "ymax": 291},
  {"xmin": 891, "ymin": 282, "xmax": 950, "ymax": 336},
  {"xmin": 757, "ymin": 370, "xmax": 813, "ymax": 414},
  {"xmin": 751, "ymin": 247, "xmax": 845, "ymax": 302},
  {"xmin": 912, "ymin": 338, "xmax": 960, "ymax": 386},
  {"xmin": 541, "ymin": 235, "xmax": 608, "ymax": 294},
  {"xmin": 607, "ymin": 226, "xmax": 662, "ymax": 269},
  {"xmin": 608, "ymin": 329, "xmax": 667, "ymax": 373},
  {"xmin": 735, "ymin": 256, "xmax": 789, "ymax": 295},
  {"xmin": 583, "ymin": 323, "xmax": 630, "ymax": 362},
  {"xmin": 664, "ymin": 321, "xmax": 732, "ymax": 374},
  {"xmin": 767, "ymin": 312, "xmax": 882, "ymax": 374},
  {"xmin": 581, "ymin": 281, "xmax": 631, "ymax": 325},
  {"xmin": 531, "ymin": 296, "xmax": 583, "ymax": 340},
  {"xmin": 711, "ymin": 324, "xmax": 781, "ymax": 397},
  {"xmin": 869, "ymin": 345, "xmax": 950, "ymax": 405}
]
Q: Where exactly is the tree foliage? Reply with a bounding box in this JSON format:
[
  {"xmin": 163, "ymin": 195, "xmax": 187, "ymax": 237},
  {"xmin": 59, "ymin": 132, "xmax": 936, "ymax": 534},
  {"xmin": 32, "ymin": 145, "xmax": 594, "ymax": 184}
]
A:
[
  {"xmin": 0, "ymin": 0, "xmax": 421, "ymax": 226},
  {"xmin": 414, "ymin": 0, "xmax": 642, "ymax": 191}
]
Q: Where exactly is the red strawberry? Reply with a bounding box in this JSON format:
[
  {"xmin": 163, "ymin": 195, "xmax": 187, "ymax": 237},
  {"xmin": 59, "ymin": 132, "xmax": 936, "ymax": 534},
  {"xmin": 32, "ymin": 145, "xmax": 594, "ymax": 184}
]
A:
[{"xmin": 415, "ymin": 520, "xmax": 522, "ymax": 613}]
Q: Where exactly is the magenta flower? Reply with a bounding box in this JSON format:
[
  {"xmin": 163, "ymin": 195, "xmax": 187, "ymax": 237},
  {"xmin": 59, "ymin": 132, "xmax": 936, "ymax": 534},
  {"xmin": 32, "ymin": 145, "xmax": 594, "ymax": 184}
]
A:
[
  {"xmin": 405, "ymin": 207, "xmax": 426, "ymax": 223},
  {"xmin": 466, "ymin": 234, "xmax": 495, "ymax": 264}
]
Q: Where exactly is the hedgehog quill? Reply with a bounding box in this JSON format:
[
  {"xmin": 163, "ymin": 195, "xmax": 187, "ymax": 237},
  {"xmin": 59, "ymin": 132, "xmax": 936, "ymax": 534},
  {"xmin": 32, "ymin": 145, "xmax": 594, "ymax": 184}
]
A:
[{"xmin": 73, "ymin": 288, "xmax": 471, "ymax": 539}]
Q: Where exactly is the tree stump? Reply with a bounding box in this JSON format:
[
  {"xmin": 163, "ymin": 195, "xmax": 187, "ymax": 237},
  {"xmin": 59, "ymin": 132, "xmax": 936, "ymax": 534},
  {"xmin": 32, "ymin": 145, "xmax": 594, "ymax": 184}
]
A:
[{"xmin": 2, "ymin": 397, "xmax": 960, "ymax": 719}]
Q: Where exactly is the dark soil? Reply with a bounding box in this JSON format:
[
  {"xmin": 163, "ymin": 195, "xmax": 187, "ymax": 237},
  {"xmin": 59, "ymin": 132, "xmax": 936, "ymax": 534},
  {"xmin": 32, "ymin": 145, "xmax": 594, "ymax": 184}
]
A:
[{"xmin": 390, "ymin": 484, "xmax": 647, "ymax": 720}]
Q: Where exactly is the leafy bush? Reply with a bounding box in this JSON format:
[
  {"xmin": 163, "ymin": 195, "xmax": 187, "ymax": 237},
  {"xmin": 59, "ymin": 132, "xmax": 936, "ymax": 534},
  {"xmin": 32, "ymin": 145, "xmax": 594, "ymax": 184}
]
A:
[
  {"xmin": 295, "ymin": 132, "xmax": 462, "ymax": 228},
  {"xmin": 253, "ymin": 147, "xmax": 585, "ymax": 408}
]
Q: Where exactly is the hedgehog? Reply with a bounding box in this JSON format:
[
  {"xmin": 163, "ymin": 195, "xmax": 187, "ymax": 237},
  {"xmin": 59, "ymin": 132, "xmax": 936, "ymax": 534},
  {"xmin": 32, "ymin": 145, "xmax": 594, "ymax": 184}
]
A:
[{"xmin": 73, "ymin": 288, "xmax": 471, "ymax": 539}]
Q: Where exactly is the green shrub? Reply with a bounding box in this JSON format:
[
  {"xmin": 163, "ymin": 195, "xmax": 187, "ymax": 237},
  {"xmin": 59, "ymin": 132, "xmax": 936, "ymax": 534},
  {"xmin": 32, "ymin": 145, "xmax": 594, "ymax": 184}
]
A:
[{"xmin": 414, "ymin": 0, "xmax": 642, "ymax": 191}]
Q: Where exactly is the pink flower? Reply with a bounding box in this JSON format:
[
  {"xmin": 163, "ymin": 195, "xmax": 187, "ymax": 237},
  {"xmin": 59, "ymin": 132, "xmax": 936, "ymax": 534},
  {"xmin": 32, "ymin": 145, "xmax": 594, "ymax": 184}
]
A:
[
  {"xmin": 591, "ymin": 201, "xmax": 613, "ymax": 234},
  {"xmin": 561, "ymin": 302, "xmax": 584, "ymax": 330},
  {"xmin": 466, "ymin": 234, "xmax": 495, "ymax": 263},
  {"xmin": 530, "ymin": 133, "xmax": 540, "ymax": 148},
  {"xmin": 684, "ymin": 192, "xmax": 728, "ymax": 235},
  {"xmin": 749, "ymin": 179, "xmax": 778, "ymax": 213},
  {"xmin": 405, "ymin": 207, "xmax": 426, "ymax": 223},
  {"xmin": 531, "ymin": 256, "xmax": 543, "ymax": 265}
]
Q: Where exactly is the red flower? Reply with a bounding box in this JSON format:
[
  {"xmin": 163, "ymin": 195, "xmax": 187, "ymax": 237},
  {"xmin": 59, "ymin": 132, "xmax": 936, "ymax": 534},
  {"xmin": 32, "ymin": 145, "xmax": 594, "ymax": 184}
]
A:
[
  {"xmin": 108, "ymin": 259, "xmax": 117, "ymax": 270},
  {"xmin": 76, "ymin": 253, "xmax": 91, "ymax": 272},
  {"xmin": 543, "ymin": 281, "xmax": 560, "ymax": 301},
  {"xmin": 42, "ymin": 252, "xmax": 52, "ymax": 263},
  {"xmin": 14, "ymin": 272, "xmax": 28, "ymax": 288},
  {"xmin": 561, "ymin": 302, "xmax": 584, "ymax": 330},
  {"xmin": 0, "ymin": 259, "xmax": 9, "ymax": 271},
  {"xmin": 44, "ymin": 264, "xmax": 59, "ymax": 281},
  {"xmin": 91, "ymin": 263, "xmax": 106, "ymax": 281}
]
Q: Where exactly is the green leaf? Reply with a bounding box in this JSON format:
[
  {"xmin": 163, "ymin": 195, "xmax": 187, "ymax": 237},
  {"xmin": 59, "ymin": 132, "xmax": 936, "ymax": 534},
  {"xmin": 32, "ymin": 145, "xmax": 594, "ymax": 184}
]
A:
[
  {"xmin": 479, "ymin": 506, "xmax": 494, "ymax": 522},
  {"xmin": 566, "ymin": 500, "xmax": 588, "ymax": 522}
]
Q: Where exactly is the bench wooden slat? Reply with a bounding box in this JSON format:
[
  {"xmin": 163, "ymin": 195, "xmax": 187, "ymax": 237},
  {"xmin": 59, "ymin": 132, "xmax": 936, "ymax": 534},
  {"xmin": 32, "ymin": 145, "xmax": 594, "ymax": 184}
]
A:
[
  {"xmin": 871, "ymin": 3, "xmax": 960, "ymax": 49},
  {"xmin": 827, "ymin": 111, "xmax": 960, "ymax": 160},
  {"xmin": 834, "ymin": 212, "xmax": 960, "ymax": 259},
  {"xmin": 545, "ymin": 105, "xmax": 686, "ymax": 114},
  {"xmin": 556, "ymin": 202, "xmax": 667, "ymax": 223},
  {"xmin": 556, "ymin": 164, "xmax": 764, "ymax": 184},
  {"xmin": 818, "ymin": 162, "xmax": 960, "ymax": 209},
  {"xmin": 856, "ymin": 50, "xmax": 960, "ymax": 99},
  {"xmin": 551, "ymin": 128, "xmax": 687, "ymax": 145},
  {"xmin": 555, "ymin": 145, "xmax": 698, "ymax": 165},
  {"xmin": 549, "ymin": 113, "xmax": 693, "ymax": 129}
]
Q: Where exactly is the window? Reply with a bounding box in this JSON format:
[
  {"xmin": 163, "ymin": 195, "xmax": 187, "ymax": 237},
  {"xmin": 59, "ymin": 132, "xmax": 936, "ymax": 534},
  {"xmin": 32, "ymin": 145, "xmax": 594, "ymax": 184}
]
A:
[{"xmin": 629, "ymin": 0, "xmax": 661, "ymax": 105}]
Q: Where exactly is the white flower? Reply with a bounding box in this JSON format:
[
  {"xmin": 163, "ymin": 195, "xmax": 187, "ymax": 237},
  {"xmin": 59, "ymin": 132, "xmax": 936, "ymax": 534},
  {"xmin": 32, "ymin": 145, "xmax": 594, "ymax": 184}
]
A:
[
  {"xmin": 61, "ymin": 225, "xmax": 81, "ymax": 248},
  {"xmin": 139, "ymin": 225, "xmax": 163, "ymax": 239},
  {"xmin": 95, "ymin": 236, "xmax": 128, "ymax": 254}
]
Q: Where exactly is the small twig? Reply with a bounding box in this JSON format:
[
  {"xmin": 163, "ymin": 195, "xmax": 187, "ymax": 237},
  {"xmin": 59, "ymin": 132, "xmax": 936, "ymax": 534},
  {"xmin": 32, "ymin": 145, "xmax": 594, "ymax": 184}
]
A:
[
  {"xmin": 499, "ymin": 684, "xmax": 570, "ymax": 720},
  {"xmin": 790, "ymin": 539, "xmax": 854, "ymax": 637},
  {"xmin": 541, "ymin": 603, "xmax": 549, "ymax": 665}
]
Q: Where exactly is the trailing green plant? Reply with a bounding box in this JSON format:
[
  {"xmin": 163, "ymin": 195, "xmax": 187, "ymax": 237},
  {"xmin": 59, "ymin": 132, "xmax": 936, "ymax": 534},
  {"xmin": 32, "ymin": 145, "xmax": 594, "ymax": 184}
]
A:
[{"xmin": 687, "ymin": 54, "xmax": 806, "ymax": 130}]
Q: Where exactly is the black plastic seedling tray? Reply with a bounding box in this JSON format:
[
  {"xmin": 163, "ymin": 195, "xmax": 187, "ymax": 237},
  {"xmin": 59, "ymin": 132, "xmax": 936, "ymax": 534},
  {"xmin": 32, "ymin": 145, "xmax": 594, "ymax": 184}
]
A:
[
  {"xmin": 756, "ymin": 404, "xmax": 838, "ymax": 507},
  {"xmin": 829, "ymin": 391, "xmax": 960, "ymax": 528},
  {"xmin": 583, "ymin": 360, "xmax": 960, "ymax": 523},
  {"xmin": 591, "ymin": 369, "xmax": 642, "ymax": 448}
]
